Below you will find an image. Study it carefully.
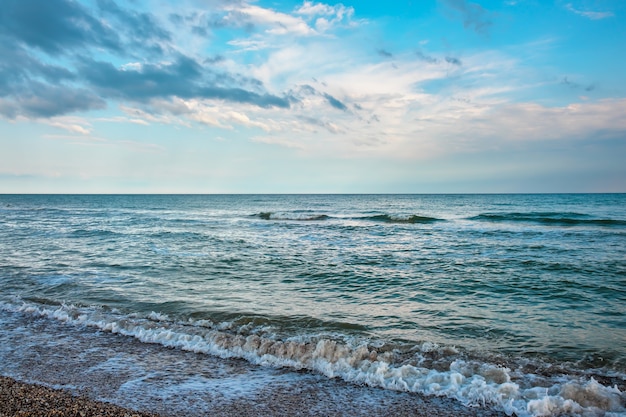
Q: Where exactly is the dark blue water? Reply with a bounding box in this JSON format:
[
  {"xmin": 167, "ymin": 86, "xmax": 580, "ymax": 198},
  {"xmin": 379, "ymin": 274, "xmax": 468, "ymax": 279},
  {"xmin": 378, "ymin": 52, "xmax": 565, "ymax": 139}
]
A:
[{"xmin": 1, "ymin": 194, "xmax": 625, "ymax": 416}]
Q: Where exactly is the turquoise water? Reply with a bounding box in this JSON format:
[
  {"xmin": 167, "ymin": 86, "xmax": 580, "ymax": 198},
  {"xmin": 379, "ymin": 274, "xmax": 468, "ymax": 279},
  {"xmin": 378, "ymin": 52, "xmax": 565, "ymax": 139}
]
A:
[{"xmin": 1, "ymin": 194, "xmax": 625, "ymax": 416}]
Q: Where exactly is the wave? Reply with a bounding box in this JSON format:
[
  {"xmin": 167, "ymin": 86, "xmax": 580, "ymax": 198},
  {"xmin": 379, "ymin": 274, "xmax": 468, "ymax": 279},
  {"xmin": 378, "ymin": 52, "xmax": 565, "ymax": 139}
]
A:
[
  {"xmin": 470, "ymin": 212, "xmax": 626, "ymax": 227},
  {"xmin": 253, "ymin": 212, "xmax": 442, "ymax": 224},
  {"xmin": 357, "ymin": 214, "xmax": 442, "ymax": 224},
  {"xmin": 69, "ymin": 229, "xmax": 122, "ymax": 238},
  {"xmin": 253, "ymin": 212, "xmax": 331, "ymax": 221},
  {"xmin": 2, "ymin": 301, "xmax": 624, "ymax": 417}
]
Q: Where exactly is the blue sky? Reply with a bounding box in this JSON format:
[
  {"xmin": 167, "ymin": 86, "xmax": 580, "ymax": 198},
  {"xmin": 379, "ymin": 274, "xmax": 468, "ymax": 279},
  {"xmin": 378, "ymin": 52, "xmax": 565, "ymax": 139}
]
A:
[{"xmin": 1, "ymin": 0, "xmax": 625, "ymax": 193}]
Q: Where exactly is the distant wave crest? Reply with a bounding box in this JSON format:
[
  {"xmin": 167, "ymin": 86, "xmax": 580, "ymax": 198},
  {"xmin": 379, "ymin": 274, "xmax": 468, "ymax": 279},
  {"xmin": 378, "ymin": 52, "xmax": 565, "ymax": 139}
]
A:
[
  {"xmin": 470, "ymin": 212, "xmax": 626, "ymax": 227},
  {"xmin": 254, "ymin": 212, "xmax": 330, "ymax": 221},
  {"xmin": 357, "ymin": 214, "xmax": 442, "ymax": 224},
  {"xmin": 253, "ymin": 212, "xmax": 442, "ymax": 224}
]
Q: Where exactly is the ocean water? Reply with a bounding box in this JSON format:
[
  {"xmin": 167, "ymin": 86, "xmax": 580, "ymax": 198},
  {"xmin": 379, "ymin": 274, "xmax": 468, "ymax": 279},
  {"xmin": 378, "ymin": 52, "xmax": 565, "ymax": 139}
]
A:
[{"xmin": 0, "ymin": 194, "xmax": 625, "ymax": 416}]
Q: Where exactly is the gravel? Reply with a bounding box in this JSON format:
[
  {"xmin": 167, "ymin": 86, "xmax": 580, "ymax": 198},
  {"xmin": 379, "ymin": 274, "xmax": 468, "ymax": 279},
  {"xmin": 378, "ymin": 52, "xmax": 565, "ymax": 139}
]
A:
[{"xmin": 0, "ymin": 376, "xmax": 159, "ymax": 417}]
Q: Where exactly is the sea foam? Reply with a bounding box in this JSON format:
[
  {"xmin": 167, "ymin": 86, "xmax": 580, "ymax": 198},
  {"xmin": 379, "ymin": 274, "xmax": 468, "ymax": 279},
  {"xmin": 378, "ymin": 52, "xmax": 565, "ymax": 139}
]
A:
[{"xmin": 3, "ymin": 301, "xmax": 624, "ymax": 417}]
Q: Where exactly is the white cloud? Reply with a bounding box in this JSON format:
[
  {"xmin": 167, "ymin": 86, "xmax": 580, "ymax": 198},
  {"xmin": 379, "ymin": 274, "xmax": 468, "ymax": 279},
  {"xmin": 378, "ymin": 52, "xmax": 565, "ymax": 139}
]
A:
[
  {"xmin": 295, "ymin": 1, "xmax": 340, "ymax": 16},
  {"xmin": 220, "ymin": 0, "xmax": 356, "ymax": 45},
  {"xmin": 227, "ymin": 38, "xmax": 270, "ymax": 52},
  {"xmin": 120, "ymin": 62, "xmax": 143, "ymax": 71},
  {"xmin": 295, "ymin": 1, "xmax": 355, "ymax": 31},
  {"xmin": 44, "ymin": 117, "xmax": 93, "ymax": 135},
  {"xmin": 565, "ymin": 3, "xmax": 614, "ymax": 20},
  {"xmin": 96, "ymin": 116, "xmax": 150, "ymax": 126},
  {"xmin": 120, "ymin": 104, "xmax": 190, "ymax": 127},
  {"xmin": 39, "ymin": 2, "xmax": 623, "ymax": 163},
  {"xmin": 223, "ymin": 4, "xmax": 316, "ymax": 36},
  {"xmin": 480, "ymin": 99, "xmax": 626, "ymax": 141}
]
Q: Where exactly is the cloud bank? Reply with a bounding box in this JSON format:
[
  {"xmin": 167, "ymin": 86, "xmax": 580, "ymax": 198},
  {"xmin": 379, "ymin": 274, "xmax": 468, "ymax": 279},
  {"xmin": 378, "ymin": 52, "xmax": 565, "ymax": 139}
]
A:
[{"xmin": 0, "ymin": 0, "xmax": 624, "ymax": 193}]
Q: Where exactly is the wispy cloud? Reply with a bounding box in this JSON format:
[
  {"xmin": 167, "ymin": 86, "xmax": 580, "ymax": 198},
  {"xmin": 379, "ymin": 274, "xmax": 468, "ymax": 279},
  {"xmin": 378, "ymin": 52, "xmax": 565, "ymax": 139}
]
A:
[
  {"xmin": 222, "ymin": 4, "xmax": 316, "ymax": 36},
  {"xmin": 45, "ymin": 117, "xmax": 93, "ymax": 135},
  {"xmin": 295, "ymin": 1, "xmax": 356, "ymax": 32},
  {"xmin": 565, "ymin": 3, "xmax": 614, "ymax": 20},
  {"xmin": 211, "ymin": 1, "xmax": 355, "ymax": 37}
]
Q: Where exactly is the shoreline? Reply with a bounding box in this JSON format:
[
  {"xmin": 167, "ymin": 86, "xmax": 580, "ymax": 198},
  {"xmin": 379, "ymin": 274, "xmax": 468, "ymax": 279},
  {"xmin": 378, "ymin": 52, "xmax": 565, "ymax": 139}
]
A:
[
  {"xmin": 0, "ymin": 376, "xmax": 158, "ymax": 417},
  {"xmin": 1, "ymin": 310, "xmax": 508, "ymax": 417},
  {"xmin": 0, "ymin": 374, "xmax": 505, "ymax": 417}
]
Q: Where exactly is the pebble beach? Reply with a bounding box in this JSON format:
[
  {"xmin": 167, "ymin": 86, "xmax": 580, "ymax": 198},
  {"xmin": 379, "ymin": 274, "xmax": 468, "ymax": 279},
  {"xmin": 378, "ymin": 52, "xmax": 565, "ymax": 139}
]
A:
[
  {"xmin": 0, "ymin": 374, "xmax": 509, "ymax": 417},
  {"xmin": 0, "ymin": 376, "xmax": 157, "ymax": 417}
]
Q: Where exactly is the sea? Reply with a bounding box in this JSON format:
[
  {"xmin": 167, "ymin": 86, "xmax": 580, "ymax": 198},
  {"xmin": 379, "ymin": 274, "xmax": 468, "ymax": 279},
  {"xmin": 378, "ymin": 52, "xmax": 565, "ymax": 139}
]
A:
[{"xmin": 0, "ymin": 194, "xmax": 624, "ymax": 416}]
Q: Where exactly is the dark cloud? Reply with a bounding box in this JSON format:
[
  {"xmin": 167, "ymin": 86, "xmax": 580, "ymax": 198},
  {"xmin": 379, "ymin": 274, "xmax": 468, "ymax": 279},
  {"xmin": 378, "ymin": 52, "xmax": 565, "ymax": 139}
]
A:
[
  {"xmin": 0, "ymin": 43, "xmax": 74, "ymax": 94},
  {"xmin": 561, "ymin": 77, "xmax": 576, "ymax": 88},
  {"xmin": 297, "ymin": 115, "xmax": 343, "ymax": 134},
  {"xmin": 0, "ymin": 0, "xmax": 122, "ymax": 54},
  {"xmin": 0, "ymin": 41, "xmax": 105, "ymax": 118},
  {"xmin": 416, "ymin": 50, "xmax": 439, "ymax": 64},
  {"xmin": 297, "ymin": 85, "xmax": 318, "ymax": 96},
  {"xmin": 561, "ymin": 77, "xmax": 595, "ymax": 92},
  {"xmin": 324, "ymin": 94, "xmax": 348, "ymax": 111},
  {"xmin": 98, "ymin": 0, "xmax": 170, "ymax": 41},
  {"xmin": 377, "ymin": 49, "xmax": 393, "ymax": 58},
  {"xmin": 97, "ymin": 0, "xmax": 171, "ymax": 56},
  {"xmin": 79, "ymin": 55, "xmax": 289, "ymax": 108},
  {"xmin": 0, "ymin": 0, "xmax": 170, "ymax": 61},
  {"xmin": 192, "ymin": 26, "xmax": 209, "ymax": 37},
  {"xmin": 445, "ymin": 56, "xmax": 462, "ymax": 66},
  {"xmin": 415, "ymin": 51, "xmax": 462, "ymax": 67},
  {"xmin": 204, "ymin": 55, "xmax": 226, "ymax": 65},
  {"xmin": 13, "ymin": 85, "xmax": 105, "ymax": 118},
  {"xmin": 80, "ymin": 56, "xmax": 201, "ymax": 100},
  {"xmin": 170, "ymin": 11, "xmax": 245, "ymax": 37},
  {"xmin": 204, "ymin": 10, "xmax": 255, "ymax": 32},
  {"xmin": 199, "ymin": 87, "xmax": 290, "ymax": 108},
  {"xmin": 169, "ymin": 13, "xmax": 184, "ymax": 25},
  {"xmin": 288, "ymin": 85, "xmax": 349, "ymax": 112},
  {"xmin": 440, "ymin": 0, "xmax": 492, "ymax": 35},
  {"xmin": 0, "ymin": 0, "xmax": 291, "ymax": 118},
  {"xmin": 0, "ymin": 81, "xmax": 105, "ymax": 118}
]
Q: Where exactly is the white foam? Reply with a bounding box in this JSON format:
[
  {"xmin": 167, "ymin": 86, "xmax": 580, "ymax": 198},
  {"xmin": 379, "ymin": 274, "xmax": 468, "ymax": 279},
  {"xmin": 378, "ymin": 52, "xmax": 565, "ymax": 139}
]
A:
[{"xmin": 3, "ymin": 301, "xmax": 625, "ymax": 417}]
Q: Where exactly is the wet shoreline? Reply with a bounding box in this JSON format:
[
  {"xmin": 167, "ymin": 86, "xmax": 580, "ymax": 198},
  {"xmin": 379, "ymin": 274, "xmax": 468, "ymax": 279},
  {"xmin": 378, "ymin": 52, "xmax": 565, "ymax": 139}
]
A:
[
  {"xmin": 0, "ymin": 311, "xmax": 506, "ymax": 417},
  {"xmin": 0, "ymin": 376, "xmax": 157, "ymax": 417},
  {"xmin": 0, "ymin": 374, "xmax": 508, "ymax": 417}
]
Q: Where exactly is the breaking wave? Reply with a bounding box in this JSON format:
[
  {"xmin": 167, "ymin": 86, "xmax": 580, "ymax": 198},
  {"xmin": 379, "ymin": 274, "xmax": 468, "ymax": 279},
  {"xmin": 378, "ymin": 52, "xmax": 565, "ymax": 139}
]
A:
[
  {"xmin": 356, "ymin": 214, "xmax": 442, "ymax": 224},
  {"xmin": 3, "ymin": 301, "xmax": 624, "ymax": 417},
  {"xmin": 252, "ymin": 212, "xmax": 442, "ymax": 224},
  {"xmin": 470, "ymin": 212, "xmax": 626, "ymax": 227},
  {"xmin": 253, "ymin": 212, "xmax": 331, "ymax": 221}
]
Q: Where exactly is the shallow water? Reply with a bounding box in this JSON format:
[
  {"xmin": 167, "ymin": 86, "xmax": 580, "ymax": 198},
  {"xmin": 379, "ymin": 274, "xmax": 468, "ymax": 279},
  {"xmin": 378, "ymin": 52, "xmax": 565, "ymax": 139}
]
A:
[{"xmin": 1, "ymin": 194, "xmax": 625, "ymax": 416}]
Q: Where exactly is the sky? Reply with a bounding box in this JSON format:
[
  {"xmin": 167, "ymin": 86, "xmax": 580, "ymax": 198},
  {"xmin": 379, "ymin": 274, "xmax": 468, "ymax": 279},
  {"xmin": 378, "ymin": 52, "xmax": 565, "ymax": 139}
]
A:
[{"xmin": 0, "ymin": 0, "xmax": 625, "ymax": 193}]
